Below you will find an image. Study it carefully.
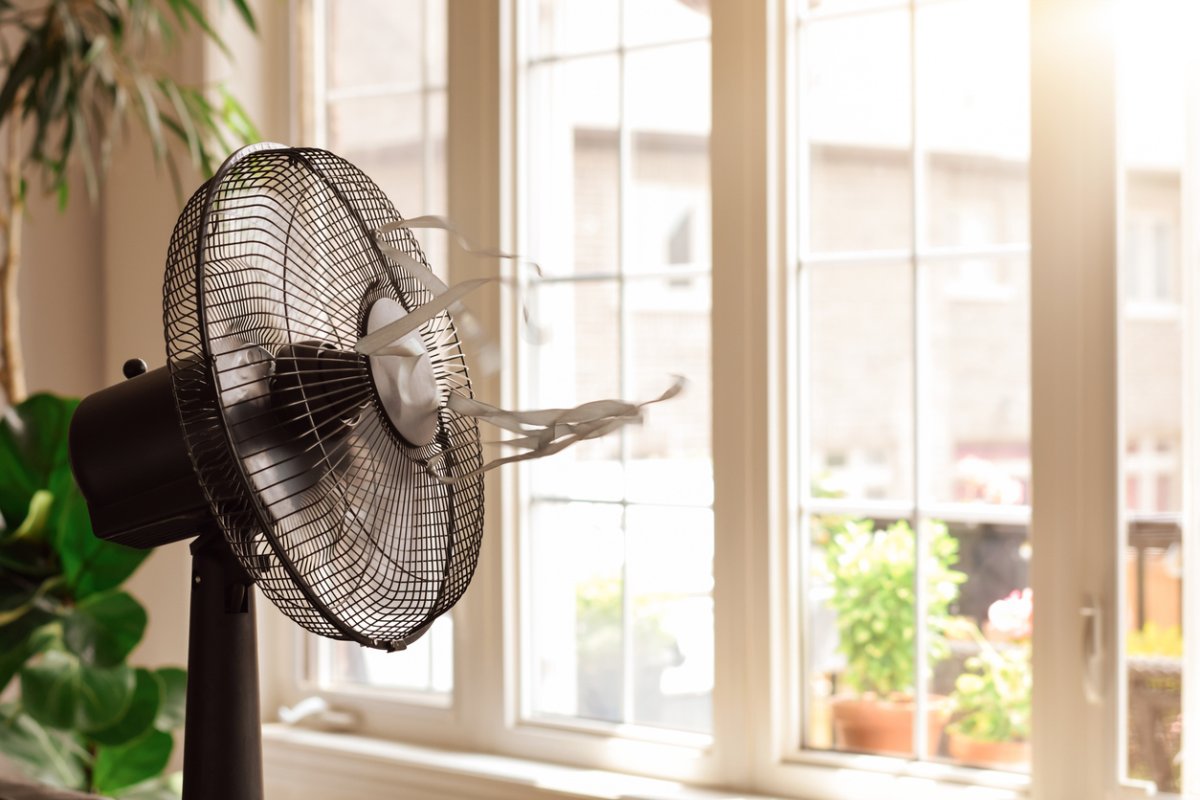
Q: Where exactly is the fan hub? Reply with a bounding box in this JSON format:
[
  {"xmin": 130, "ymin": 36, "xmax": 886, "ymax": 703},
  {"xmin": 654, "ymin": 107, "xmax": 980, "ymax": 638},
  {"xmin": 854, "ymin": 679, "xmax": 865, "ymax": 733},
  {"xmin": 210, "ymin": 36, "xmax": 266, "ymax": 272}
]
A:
[{"xmin": 366, "ymin": 297, "xmax": 440, "ymax": 446}]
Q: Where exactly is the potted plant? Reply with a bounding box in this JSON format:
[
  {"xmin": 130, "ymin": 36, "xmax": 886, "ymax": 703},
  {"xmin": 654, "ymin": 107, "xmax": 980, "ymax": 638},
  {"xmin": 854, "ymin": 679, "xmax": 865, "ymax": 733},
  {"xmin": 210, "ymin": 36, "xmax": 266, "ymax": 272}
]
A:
[
  {"xmin": 946, "ymin": 592, "xmax": 1032, "ymax": 768},
  {"xmin": 0, "ymin": 394, "xmax": 189, "ymax": 796},
  {"xmin": 823, "ymin": 518, "xmax": 966, "ymax": 755}
]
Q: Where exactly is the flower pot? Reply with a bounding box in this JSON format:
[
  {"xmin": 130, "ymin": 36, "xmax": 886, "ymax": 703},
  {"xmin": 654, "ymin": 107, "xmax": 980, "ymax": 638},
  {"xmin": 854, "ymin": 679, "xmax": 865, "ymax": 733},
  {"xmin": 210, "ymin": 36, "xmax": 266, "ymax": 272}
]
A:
[
  {"xmin": 948, "ymin": 733, "xmax": 1030, "ymax": 768},
  {"xmin": 830, "ymin": 695, "xmax": 950, "ymax": 756}
]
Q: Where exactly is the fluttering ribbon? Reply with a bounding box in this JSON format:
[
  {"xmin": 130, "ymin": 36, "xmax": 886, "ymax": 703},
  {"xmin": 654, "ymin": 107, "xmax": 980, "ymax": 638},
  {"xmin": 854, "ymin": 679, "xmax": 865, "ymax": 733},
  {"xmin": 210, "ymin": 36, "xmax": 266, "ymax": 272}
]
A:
[{"xmin": 356, "ymin": 215, "xmax": 685, "ymax": 485}]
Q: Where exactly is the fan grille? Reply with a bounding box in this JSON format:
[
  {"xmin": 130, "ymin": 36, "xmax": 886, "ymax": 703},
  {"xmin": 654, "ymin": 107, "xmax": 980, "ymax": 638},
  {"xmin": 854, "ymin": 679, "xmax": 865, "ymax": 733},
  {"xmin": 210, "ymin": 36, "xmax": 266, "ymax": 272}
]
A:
[{"xmin": 163, "ymin": 147, "xmax": 484, "ymax": 649}]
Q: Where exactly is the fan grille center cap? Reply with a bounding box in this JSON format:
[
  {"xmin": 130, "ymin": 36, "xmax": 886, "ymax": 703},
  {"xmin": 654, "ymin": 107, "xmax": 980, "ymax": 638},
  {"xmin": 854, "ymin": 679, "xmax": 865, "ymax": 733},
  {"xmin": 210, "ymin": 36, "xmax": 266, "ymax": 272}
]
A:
[{"xmin": 366, "ymin": 298, "xmax": 440, "ymax": 446}]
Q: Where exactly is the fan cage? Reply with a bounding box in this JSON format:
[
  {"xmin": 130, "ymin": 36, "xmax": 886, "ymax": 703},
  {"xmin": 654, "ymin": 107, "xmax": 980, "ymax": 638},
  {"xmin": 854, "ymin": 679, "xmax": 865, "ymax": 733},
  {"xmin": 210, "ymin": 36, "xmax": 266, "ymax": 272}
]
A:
[{"xmin": 163, "ymin": 147, "xmax": 484, "ymax": 650}]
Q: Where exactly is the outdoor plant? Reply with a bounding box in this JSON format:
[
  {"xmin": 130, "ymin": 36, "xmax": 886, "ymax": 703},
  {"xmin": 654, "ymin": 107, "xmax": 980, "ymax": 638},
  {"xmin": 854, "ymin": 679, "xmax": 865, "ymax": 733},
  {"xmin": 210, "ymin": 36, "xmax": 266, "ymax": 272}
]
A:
[
  {"xmin": 948, "ymin": 636, "xmax": 1031, "ymax": 745},
  {"xmin": 824, "ymin": 518, "xmax": 966, "ymax": 696},
  {"xmin": 0, "ymin": 393, "xmax": 184, "ymax": 797},
  {"xmin": 0, "ymin": 0, "xmax": 259, "ymax": 401}
]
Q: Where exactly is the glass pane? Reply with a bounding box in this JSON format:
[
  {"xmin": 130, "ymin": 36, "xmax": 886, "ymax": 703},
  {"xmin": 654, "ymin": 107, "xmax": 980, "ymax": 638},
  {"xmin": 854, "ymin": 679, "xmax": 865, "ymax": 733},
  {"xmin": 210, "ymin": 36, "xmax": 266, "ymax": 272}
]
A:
[
  {"xmin": 918, "ymin": 0, "xmax": 1029, "ymax": 248},
  {"xmin": 623, "ymin": 0, "xmax": 710, "ymax": 48},
  {"xmin": 807, "ymin": 262, "xmax": 914, "ymax": 503},
  {"xmin": 422, "ymin": 90, "xmax": 449, "ymax": 281},
  {"xmin": 626, "ymin": 276, "xmax": 712, "ymax": 507},
  {"xmin": 530, "ymin": 0, "xmax": 619, "ymax": 60},
  {"xmin": 806, "ymin": 514, "xmax": 1030, "ymax": 765},
  {"xmin": 426, "ymin": 0, "xmax": 448, "ymax": 87},
  {"xmin": 328, "ymin": 93, "xmax": 424, "ymax": 214},
  {"xmin": 526, "ymin": 56, "xmax": 620, "ymax": 277},
  {"xmin": 920, "ymin": 258, "xmax": 1030, "ymax": 507},
  {"xmin": 627, "ymin": 42, "xmax": 711, "ymax": 275},
  {"xmin": 527, "ymin": 280, "xmax": 623, "ymax": 502},
  {"xmin": 326, "ymin": 0, "xmax": 424, "ymax": 90},
  {"xmin": 802, "ymin": 0, "xmax": 906, "ymax": 17},
  {"xmin": 801, "ymin": 10, "xmax": 912, "ymax": 253},
  {"xmin": 626, "ymin": 505, "xmax": 713, "ymax": 732},
  {"xmin": 1118, "ymin": 0, "xmax": 1190, "ymax": 791},
  {"xmin": 325, "ymin": 615, "xmax": 453, "ymax": 694},
  {"xmin": 529, "ymin": 501, "xmax": 625, "ymax": 722}
]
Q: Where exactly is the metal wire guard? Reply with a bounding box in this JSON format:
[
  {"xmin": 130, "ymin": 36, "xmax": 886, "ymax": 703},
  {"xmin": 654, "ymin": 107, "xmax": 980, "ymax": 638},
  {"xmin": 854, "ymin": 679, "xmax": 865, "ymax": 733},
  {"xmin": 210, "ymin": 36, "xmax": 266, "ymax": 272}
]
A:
[{"xmin": 163, "ymin": 146, "xmax": 484, "ymax": 650}]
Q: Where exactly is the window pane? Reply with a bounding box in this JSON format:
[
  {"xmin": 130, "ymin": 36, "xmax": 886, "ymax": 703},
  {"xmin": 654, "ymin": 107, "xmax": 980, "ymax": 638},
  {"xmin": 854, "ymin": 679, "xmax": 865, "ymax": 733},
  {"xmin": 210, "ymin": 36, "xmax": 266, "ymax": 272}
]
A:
[
  {"xmin": 526, "ymin": 56, "xmax": 620, "ymax": 277},
  {"xmin": 529, "ymin": 501, "xmax": 625, "ymax": 722},
  {"xmin": 325, "ymin": 0, "xmax": 424, "ymax": 90},
  {"xmin": 324, "ymin": 616, "xmax": 453, "ymax": 695},
  {"xmin": 626, "ymin": 275, "xmax": 712, "ymax": 507},
  {"xmin": 626, "ymin": 506, "xmax": 713, "ymax": 732},
  {"xmin": 920, "ymin": 258, "xmax": 1030, "ymax": 507},
  {"xmin": 530, "ymin": 0, "xmax": 619, "ymax": 60},
  {"xmin": 628, "ymin": 43, "xmax": 711, "ymax": 275},
  {"xmin": 623, "ymin": 0, "xmax": 710, "ymax": 48},
  {"xmin": 1118, "ymin": 0, "xmax": 1191, "ymax": 791},
  {"xmin": 807, "ymin": 261, "xmax": 914, "ymax": 503},
  {"xmin": 527, "ymin": 280, "xmax": 623, "ymax": 503},
  {"xmin": 918, "ymin": 0, "xmax": 1029, "ymax": 249},
  {"xmin": 801, "ymin": 10, "xmax": 912, "ymax": 254}
]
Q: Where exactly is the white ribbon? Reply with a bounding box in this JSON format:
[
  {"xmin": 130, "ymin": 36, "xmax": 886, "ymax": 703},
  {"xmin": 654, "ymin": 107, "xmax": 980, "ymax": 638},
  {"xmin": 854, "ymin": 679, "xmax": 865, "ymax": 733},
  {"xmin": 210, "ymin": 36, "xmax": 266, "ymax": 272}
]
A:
[
  {"xmin": 358, "ymin": 215, "xmax": 686, "ymax": 484},
  {"xmin": 424, "ymin": 377, "xmax": 686, "ymax": 485}
]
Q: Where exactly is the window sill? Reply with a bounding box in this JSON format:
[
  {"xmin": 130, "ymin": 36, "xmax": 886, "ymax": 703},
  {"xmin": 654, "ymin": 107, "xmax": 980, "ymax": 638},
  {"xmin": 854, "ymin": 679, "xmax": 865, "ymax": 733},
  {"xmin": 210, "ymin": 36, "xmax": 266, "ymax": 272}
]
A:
[
  {"xmin": 261, "ymin": 725, "xmax": 1028, "ymax": 800},
  {"xmin": 261, "ymin": 724, "xmax": 771, "ymax": 800}
]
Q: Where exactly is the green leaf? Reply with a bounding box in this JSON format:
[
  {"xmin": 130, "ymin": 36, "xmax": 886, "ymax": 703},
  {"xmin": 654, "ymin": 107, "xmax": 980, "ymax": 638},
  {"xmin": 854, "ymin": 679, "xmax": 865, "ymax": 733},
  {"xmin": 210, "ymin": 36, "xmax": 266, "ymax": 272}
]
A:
[
  {"xmin": 55, "ymin": 488, "xmax": 149, "ymax": 599},
  {"xmin": 153, "ymin": 667, "xmax": 186, "ymax": 731},
  {"xmin": 0, "ymin": 704, "xmax": 88, "ymax": 790},
  {"xmin": 90, "ymin": 668, "xmax": 160, "ymax": 747},
  {"xmin": 64, "ymin": 590, "xmax": 147, "ymax": 667},
  {"xmin": 111, "ymin": 770, "xmax": 183, "ymax": 800},
  {"xmin": 20, "ymin": 651, "xmax": 79, "ymax": 729},
  {"xmin": 229, "ymin": 0, "xmax": 257, "ymax": 32},
  {"xmin": 0, "ymin": 610, "xmax": 56, "ymax": 693},
  {"xmin": 10, "ymin": 489, "xmax": 53, "ymax": 542},
  {"xmin": 93, "ymin": 729, "xmax": 173, "ymax": 795},
  {"xmin": 20, "ymin": 650, "xmax": 135, "ymax": 730},
  {"xmin": 0, "ymin": 394, "xmax": 79, "ymax": 531}
]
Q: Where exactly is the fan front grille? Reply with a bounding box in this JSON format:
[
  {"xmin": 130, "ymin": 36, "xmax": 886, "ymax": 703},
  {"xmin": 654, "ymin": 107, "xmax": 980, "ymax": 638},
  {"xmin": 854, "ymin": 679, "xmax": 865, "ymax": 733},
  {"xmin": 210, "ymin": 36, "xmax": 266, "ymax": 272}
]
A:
[{"xmin": 164, "ymin": 147, "xmax": 484, "ymax": 649}]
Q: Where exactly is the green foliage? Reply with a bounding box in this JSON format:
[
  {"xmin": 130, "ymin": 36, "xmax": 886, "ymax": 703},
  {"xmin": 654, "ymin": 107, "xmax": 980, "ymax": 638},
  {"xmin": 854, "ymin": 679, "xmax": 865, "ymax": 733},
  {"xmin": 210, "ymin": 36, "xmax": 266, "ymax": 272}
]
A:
[
  {"xmin": 1127, "ymin": 622, "xmax": 1183, "ymax": 658},
  {"xmin": 0, "ymin": 0, "xmax": 260, "ymax": 206},
  {"xmin": 0, "ymin": 394, "xmax": 185, "ymax": 794},
  {"xmin": 823, "ymin": 518, "xmax": 966, "ymax": 697},
  {"xmin": 949, "ymin": 627, "xmax": 1031, "ymax": 743}
]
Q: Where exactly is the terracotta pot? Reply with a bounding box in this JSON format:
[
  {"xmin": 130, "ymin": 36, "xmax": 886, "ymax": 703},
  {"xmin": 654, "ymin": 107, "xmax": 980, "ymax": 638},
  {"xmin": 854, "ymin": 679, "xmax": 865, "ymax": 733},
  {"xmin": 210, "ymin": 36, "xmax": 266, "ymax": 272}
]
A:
[
  {"xmin": 948, "ymin": 733, "xmax": 1030, "ymax": 768},
  {"xmin": 830, "ymin": 695, "xmax": 950, "ymax": 756}
]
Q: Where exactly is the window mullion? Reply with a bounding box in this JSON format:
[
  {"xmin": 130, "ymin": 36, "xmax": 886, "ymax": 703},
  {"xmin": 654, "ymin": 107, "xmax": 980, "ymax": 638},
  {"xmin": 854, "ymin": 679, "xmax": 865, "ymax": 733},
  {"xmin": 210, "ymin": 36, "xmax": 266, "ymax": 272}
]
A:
[
  {"xmin": 1029, "ymin": 1, "xmax": 1121, "ymax": 797},
  {"xmin": 710, "ymin": 0, "xmax": 786, "ymax": 788}
]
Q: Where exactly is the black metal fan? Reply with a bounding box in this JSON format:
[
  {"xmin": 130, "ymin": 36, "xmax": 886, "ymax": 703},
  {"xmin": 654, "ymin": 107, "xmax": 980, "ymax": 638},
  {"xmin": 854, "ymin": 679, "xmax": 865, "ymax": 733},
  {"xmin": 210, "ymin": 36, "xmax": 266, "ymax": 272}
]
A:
[{"xmin": 68, "ymin": 143, "xmax": 486, "ymax": 800}]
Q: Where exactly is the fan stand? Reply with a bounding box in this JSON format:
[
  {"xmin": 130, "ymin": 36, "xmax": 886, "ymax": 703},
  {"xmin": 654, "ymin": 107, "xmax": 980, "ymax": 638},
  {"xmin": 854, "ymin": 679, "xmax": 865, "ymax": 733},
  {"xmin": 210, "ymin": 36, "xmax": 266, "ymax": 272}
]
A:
[{"xmin": 183, "ymin": 529, "xmax": 263, "ymax": 800}]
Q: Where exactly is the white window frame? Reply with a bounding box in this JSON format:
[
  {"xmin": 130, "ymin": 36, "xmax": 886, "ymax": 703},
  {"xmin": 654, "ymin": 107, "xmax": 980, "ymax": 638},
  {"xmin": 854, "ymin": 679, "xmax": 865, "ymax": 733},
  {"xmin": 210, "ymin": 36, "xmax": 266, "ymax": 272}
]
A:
[{"xmin": 256, "ymin": 1, "xmax": 1163, "ymax": 799}]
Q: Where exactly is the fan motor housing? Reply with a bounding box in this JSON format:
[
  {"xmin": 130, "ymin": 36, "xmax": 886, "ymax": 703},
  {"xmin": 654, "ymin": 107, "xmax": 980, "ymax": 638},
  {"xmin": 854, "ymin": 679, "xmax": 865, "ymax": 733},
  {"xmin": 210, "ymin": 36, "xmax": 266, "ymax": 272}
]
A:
[{"xmin": 69, "ymin": 364, "xmax": 213, "ymax": 548}]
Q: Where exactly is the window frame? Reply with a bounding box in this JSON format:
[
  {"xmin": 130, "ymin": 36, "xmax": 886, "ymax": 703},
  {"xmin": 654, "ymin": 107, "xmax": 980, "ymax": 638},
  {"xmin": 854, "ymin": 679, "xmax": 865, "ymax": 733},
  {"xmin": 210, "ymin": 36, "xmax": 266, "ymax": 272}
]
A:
[{"xmin": 259, "ymin": 1, "xmax": 1154, "ymax": 798}]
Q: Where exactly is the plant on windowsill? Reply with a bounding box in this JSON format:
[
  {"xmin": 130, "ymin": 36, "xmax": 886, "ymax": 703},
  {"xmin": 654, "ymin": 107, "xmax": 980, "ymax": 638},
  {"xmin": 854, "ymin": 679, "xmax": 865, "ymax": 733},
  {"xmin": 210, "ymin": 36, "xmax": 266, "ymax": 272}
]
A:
[
  {"xmin": 0, "ymin": 394, "xmax": 186, "ymax": 798},
  {"xmin": 946, "ymin": 592, "xmax": 1032, "ymax": 768},
  {"xmin": 822, "ymin": 517, "xmax": 966, "ymax": 756}
]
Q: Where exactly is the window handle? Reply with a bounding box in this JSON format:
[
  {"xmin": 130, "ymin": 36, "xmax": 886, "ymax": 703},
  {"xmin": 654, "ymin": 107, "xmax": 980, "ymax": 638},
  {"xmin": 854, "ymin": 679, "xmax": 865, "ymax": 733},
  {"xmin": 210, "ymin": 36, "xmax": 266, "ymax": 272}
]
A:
[{"xmin": 1081, "ymin": 599, "xmax": 1104, "ymax": 704}]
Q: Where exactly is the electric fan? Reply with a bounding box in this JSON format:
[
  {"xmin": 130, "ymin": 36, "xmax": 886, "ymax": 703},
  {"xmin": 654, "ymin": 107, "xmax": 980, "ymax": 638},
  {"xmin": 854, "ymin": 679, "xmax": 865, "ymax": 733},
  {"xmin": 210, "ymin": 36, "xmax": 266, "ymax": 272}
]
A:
[{"xmin": 68, "ymin": 143, "xmax": 492, "ymax": 800}]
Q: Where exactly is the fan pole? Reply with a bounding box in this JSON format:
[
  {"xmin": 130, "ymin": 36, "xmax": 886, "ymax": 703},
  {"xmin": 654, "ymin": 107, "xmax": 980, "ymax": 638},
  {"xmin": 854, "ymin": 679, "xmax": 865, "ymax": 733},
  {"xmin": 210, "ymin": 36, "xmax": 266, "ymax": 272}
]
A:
[{"xmin": 182, "ymin": 530, "xmax": 263, "ymax": 800}]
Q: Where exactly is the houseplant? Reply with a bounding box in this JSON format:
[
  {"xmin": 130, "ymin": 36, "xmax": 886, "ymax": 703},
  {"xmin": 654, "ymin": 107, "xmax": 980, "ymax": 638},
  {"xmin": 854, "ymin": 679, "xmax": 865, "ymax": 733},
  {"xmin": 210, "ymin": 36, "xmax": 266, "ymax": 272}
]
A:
[
  {"xmin": 0, "ymin": 0, "xmax": 258, "ymax": 402},
  {"xmin": 823, "ymin": 517, "xmax": 966, "ymax": 755},
  {"xmin": 0, "ymin": 393, "xmax": 188, "ymax": 797},
  {"xmin": 946, "ymin": 594, "xmax": 1032, "ymax": 768}
]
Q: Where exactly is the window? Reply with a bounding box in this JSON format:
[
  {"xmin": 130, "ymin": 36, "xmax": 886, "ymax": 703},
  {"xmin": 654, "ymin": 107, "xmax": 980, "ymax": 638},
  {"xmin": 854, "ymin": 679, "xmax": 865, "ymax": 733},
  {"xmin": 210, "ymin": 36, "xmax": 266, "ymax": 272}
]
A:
[
  {"xmin": 796, "ymin": 0, "xmax": 1031, "ymax": 771},
  {"xmin": 518, "ymin": 0, "xmax": 714, "ymax": 735},
  {"xmin": 261, "ymin": 2, "xmax": 1200, "ymax": 798},
  {"xmin": 305, "ymin": 0, "xmax": 454, "ymax": 701}
]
